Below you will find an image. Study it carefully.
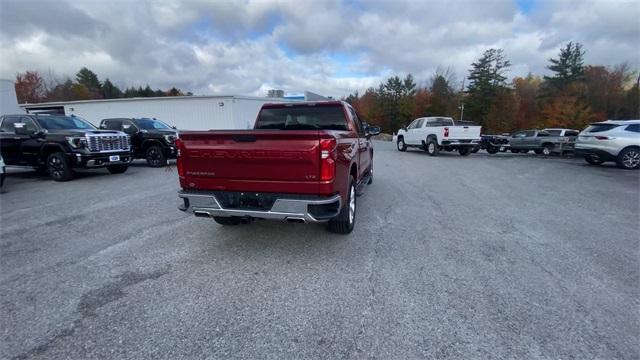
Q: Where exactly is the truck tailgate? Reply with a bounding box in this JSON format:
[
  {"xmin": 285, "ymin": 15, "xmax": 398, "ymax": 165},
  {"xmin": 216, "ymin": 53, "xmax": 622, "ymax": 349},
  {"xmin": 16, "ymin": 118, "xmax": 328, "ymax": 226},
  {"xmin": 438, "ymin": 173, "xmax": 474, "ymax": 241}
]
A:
[
  {"xmin": 177, "ymin": 130, "xmax": 322, "ymax": 193},
  {"xmin": 447, "ymin": 126, "xmax": 481, "ymax": 140}
]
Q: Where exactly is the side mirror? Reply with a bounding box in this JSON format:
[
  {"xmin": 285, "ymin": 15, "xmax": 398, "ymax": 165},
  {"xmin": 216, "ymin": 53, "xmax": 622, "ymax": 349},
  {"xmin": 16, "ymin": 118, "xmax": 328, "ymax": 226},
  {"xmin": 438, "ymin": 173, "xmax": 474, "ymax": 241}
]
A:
[
  {"xmin": 366, "ymin": 126, "xmax": 381, "ymax": 137},
  {"xmin": 14, "ymin": 123, "xmax": 30, "ymax": 136},
  {"xmin": 172, "ymin": 126, "xmax": 177, "ymax": 130},
  {"xmin": 32, "ymin": 129, "xmax": 48, "ymax": 138},
  {"xmin": 122, "ymin": 124, "xmax": 136, "ymax": 134},
  {"xmin": 99, "ymin": 123, "xmax": 107, "ymax": 129}
]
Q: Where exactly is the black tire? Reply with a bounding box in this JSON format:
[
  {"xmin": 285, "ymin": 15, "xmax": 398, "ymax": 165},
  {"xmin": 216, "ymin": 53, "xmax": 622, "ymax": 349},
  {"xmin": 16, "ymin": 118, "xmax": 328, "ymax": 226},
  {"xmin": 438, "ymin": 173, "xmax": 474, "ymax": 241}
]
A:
[
  {"xmin": 542, "ymin": 144, "xmax": 553, "ymax": 156},
  {"xmin": 46, "ymin": 152, "xmax": 74, "ymax": 181},
  {"xmin": 616, "ymin": 147, "xmax": 640, "ymax": 170},
  {"xmin": 367, "ymin": 164, "xmax": 373, "ymax": 185},
  {"xmin": 520, "ymin": 150, "xmax": 530, "ymax": 154},
  {"xmin": 510, "ymin": 149, "xmax": 520, "ymax": 153},
  {"xmin": 584, "ymin": 156, "xmax": 604, "ymax": 166},
  {"xmin": 486, "ymin": 146, "xmax": 499, "ymax": 154},
  {"xmin": 213, "ymin": 216, "xmax": 243, "ymax": 225},
  {"xmin": 106, "ymin": 164, "xmax": 129, "ymax": 174},
  {"xmin": 397, "ymin": 137, "xmax": 407, "ymax": 152},
  {"xmin": 459, "ymin": 147, "xmax": 471, "ymax": 156},
  {"xmin": 146, "ymin": 145, "xmax": 167, "ymax": 167},
  {"xmin": 328, "ymin": 179, "xmax": 356, "ymax": 234},
  {"xmin": 425, "ymin": 138, "xmax": 439, "ymax": 156},
  {"xmin": 471, "ymin": 146, "xmax": 480, "ymax": 153},
  {"xmin": 534, "ymin": 149, "xmax": 543, "ymax": 155}
]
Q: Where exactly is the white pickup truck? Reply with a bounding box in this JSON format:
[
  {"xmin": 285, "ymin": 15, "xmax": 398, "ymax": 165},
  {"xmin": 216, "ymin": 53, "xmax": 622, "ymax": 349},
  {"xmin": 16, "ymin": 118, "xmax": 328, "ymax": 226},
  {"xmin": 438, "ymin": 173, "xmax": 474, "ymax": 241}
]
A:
[{"xmin": 396, "ymin": 117, "xmax": 481, "ymax": 156}]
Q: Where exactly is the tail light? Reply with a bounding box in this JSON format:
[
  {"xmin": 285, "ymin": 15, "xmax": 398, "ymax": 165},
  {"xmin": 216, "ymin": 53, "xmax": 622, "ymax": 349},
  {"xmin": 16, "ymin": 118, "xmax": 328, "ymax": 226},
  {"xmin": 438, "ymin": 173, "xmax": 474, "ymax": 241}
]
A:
[
  {"xmin": 175, "ymin": 138, "xmax": 185, "ymax": 177},
  {"xmin": 320, "ymin": 138, "xmax": 337, "ymax": 181},
  {"xmin": 444, "ymin": 127, "xmax": 449, "ymax": 137}
]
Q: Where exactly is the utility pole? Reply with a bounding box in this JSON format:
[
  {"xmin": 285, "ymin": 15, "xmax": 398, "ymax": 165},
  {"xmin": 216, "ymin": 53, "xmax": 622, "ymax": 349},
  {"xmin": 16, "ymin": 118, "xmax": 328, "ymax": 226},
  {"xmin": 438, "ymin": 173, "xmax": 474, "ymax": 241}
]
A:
[
  {"xmin": 636, "ymin": 73, "xmax": 640, "ymax": 119},
  {"xmin": 458, "ymin": 78, "xmax": 465, "ymax": 120}
]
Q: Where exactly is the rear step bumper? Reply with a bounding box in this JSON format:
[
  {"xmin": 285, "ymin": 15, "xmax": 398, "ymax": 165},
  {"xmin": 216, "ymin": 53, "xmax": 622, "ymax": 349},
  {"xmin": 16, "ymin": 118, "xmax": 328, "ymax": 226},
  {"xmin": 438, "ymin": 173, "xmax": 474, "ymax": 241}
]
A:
[{"xmin": 178, "ymin": 190, "xmax": 342, "ymax": 223}]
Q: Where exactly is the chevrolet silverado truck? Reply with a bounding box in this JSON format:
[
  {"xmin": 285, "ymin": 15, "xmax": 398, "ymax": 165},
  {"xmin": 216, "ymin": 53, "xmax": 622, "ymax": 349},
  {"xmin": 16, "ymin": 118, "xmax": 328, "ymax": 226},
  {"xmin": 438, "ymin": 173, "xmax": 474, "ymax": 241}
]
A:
[
  {"xmin": 0, "ymin": 114, "xmax": 132, "ymax": 181},
  {"xmin": 176, "ymin": 101, "xmax": 381, "ymax": 234},
  {"xmin": 396, "ymin": 117, "xmax": 481, "ymax": 156}
]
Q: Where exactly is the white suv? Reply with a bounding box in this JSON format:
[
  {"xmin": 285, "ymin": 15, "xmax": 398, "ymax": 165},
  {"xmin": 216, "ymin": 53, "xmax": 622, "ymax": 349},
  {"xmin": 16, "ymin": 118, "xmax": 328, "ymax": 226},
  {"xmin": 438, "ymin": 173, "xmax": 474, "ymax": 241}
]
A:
[{"xmin": 574, "ymin": 120, "xmax": 640, "ymax": 169}]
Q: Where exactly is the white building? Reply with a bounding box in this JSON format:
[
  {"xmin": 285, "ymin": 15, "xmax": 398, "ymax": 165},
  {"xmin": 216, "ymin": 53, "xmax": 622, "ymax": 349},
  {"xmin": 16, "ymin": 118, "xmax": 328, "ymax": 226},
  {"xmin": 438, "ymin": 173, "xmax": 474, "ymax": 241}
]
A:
[
  {"xmin": 20, "ymin": 91, "xmax": 327, "ymax": 131},
  {"xmin": 0, "ymin": 79, "xmax": 23, "ymax": 115}
]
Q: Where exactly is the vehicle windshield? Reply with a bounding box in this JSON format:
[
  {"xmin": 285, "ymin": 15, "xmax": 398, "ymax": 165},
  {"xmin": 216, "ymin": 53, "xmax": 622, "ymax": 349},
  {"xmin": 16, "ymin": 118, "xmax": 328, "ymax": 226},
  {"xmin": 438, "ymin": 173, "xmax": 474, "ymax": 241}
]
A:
[
  {"xmin": 35, "ymin": 116, "xmax": 96, "ymax": 130},
  {"xmin": 255, "ymin": 105, "xmax": 348, "ymax": 130},
  {"xmin": 133, "ymin": 119, "xmax": 171, "ymax": 130}
]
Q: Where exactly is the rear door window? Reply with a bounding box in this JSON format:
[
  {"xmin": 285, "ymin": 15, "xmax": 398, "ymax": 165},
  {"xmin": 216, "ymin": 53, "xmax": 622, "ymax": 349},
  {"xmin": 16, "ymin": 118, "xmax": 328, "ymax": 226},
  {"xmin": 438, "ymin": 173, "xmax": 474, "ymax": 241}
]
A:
[
  {"xmin": 544, "ymin": 130, "xmax": 562, "ymax": 136},
  {"xmin": 565, "ymin": 130, "xmax": 579, "ymax": 136},
  {"xmin": 0, "ymin": 116, "xmax": 22, "ymax": 132},
  {"xmin": 585, "ymin": 124, "xmax": 620, "ymax": 133},
  {"xmin": 625, "ymin": 124, "xmax": 640, "ymax": 133},
  {"xmin": 103, "ymin": 119, "xmax": 123, "ymax": 130}
]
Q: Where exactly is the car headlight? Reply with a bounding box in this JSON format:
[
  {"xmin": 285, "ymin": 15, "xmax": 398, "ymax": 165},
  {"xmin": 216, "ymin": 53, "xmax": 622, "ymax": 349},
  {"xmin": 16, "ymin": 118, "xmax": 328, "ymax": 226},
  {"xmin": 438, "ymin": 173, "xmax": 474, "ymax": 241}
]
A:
[
  {"xmin": 66, "ymin": 136, "xmax": 88, "ymax": 149},
  {"xmin": 163, "ymin": 134, "xmax": 176, "ymax": 144}
]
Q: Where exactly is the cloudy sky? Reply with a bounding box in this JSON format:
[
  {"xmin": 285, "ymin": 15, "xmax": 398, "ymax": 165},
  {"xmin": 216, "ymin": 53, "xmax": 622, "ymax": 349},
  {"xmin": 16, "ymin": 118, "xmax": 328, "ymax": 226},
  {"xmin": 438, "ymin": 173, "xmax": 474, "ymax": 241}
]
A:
[{"xmin": 1, "ymin": 0, "xmax": 638, "ymax": 98}]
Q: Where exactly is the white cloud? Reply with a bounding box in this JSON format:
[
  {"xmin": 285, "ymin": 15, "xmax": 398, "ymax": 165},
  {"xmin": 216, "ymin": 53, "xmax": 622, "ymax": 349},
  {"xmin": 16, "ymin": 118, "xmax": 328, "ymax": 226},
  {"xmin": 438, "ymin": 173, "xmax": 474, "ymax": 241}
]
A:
[{"xmin": 0, "ymin": 0, "xmax": 637, "ymax": 98}]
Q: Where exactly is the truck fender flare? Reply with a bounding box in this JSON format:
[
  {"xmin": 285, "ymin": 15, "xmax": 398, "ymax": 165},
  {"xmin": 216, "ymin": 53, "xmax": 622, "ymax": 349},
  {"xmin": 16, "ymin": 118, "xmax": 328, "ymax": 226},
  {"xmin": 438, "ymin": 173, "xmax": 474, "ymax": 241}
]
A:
[
  {"xmin": 141, "ymin": 139, "xmax": 163, "ymax": 150},
  {"xmin": 39, "ymin": 143, "xmax": 65, "ymax": 160}
]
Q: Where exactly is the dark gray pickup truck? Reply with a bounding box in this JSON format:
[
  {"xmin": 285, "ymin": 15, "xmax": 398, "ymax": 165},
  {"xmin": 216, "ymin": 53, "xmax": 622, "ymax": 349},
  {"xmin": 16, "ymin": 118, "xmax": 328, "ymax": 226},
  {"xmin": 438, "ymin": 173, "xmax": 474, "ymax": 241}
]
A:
[{"xmin": 508, "ymin": 128, "xmax": 579, "ymax": 155}]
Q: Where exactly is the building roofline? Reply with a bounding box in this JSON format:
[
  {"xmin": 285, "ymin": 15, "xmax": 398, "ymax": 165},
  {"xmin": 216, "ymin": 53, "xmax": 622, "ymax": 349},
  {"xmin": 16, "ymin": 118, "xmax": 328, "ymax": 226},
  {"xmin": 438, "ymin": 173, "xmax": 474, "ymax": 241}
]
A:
[{"xmin": 19, "ymin": 95, "xmax": 293, "ymax": 108}]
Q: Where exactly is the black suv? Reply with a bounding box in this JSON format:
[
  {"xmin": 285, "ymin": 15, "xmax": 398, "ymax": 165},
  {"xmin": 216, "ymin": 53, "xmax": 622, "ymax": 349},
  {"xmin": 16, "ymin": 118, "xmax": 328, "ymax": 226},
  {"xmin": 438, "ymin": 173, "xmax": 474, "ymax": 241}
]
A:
[
  {"xmin": 99, "ymin": 118, "xmax": 177, "ymax": 167},
  {"xmin": 0, "ymin": 114, "xmax": 132, "ymax": 181}
]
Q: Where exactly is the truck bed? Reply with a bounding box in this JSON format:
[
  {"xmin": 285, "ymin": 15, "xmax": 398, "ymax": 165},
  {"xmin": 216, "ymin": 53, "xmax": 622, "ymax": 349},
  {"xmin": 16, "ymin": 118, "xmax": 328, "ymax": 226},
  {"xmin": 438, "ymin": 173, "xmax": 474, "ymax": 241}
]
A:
[{"xmin": 176, "ymin": 130, "xmax": 328, "ymax": 195}]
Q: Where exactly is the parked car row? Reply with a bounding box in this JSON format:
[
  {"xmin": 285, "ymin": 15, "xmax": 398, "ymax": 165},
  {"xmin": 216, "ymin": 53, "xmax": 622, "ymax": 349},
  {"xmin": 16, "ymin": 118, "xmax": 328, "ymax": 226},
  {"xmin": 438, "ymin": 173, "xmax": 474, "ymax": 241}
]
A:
[
  {"xmin": 395, "ymin": 117, "xmax": 640, "ymax": 170},
  {"xmin": 0, "ymin": 114, "xmax": 178, "ymax": 181}
]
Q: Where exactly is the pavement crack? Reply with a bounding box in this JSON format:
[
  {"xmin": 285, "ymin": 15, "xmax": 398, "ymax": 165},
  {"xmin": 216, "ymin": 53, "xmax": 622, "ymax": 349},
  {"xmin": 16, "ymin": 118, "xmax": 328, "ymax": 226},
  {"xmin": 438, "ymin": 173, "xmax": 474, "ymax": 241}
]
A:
[{"xmin": 11, "ymin": 267, "xmax": 170, "ymax": 359}]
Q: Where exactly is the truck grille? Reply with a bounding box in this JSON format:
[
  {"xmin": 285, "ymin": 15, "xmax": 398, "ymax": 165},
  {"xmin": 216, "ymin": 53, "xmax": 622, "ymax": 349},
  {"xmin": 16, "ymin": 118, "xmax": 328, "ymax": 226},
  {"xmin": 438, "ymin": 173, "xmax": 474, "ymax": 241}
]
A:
[{"xmin": 87, "ymin": 135, "xmax": 130, "ymax": 152}]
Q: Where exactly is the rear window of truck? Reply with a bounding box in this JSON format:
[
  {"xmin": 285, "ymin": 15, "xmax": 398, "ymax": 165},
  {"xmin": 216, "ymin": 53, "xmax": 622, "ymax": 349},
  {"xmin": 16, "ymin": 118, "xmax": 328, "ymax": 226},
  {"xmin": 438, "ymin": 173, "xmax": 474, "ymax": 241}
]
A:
[{"xmin": 255, "ymin": 105, "xmax": 348, "ymax": 131}]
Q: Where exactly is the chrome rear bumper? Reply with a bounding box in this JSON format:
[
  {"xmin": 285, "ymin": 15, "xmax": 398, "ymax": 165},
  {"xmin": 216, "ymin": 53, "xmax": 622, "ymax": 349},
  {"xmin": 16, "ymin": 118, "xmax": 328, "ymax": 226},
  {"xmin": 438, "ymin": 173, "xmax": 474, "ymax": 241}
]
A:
[{"xmin": 178, "ymin": 190, "xmax": 342, "ymax": 223}]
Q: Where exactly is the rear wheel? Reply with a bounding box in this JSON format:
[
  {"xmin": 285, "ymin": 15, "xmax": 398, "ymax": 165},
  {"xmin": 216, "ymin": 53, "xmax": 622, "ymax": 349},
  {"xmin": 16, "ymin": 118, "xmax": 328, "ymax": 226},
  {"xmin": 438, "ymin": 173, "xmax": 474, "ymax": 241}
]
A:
[
  {"xmin": 425, "ymin": 138, "xmax": 439, "ymax": 156},
  {"xmin": 106, "ymin": 164, "xmax": 129, "ymax": 174},
  {"xmin": 46, "ymin": 152, "xmax": 74, "ymax": 181},
  {"xmin": 617, "ymin": 147, "xmax": 640, "ymax": 170},
  {"xmin": 459, "ymin": 147, "xmax": 471, "ymax": 156},
  {"xmin": 542, "ymin": 144, "xmax": 553, "ymax": 156},
  {"xmin": 585, "ymin": 156, "xmax": 604, "ymax": 166},
  {"xmin": 328, "ymin": 179, "xmax": 356, "ymax": 234},
  {"xmin": 146, "ymin": 145, "xmax": 167, "ymax": 167},
  {"xmin": 510, "ymin": 149, "xmax": 520, "ymax": 153},
  {"xmin": 213, "ymin": 216, "xmax": 243, "ymax": 225},
  {"xmin": 486, "ymin": 146, "xmax": 499, "ymax": 154},
  {"xmin": 534, "ymin": 149, "xmax": 543, "ymax": 155},
  {"xmin": 397, "ymin": 137, "xmax": 407, "ymax": 152}
]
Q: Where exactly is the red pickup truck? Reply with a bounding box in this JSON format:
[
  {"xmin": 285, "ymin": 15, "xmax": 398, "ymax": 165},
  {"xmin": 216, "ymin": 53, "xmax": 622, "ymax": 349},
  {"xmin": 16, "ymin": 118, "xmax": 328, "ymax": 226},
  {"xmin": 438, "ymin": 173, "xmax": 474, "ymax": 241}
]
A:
[{"xmin": 176, "ymin": 101, "xmax": 380, "ymax": 234}]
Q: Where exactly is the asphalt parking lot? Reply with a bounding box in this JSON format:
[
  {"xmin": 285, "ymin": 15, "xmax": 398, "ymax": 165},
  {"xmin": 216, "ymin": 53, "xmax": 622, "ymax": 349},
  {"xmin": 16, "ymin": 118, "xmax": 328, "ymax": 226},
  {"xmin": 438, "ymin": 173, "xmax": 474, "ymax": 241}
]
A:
[{"xmin": 1, "ymin": 141, "xmax": 638, "ymax": 359}]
